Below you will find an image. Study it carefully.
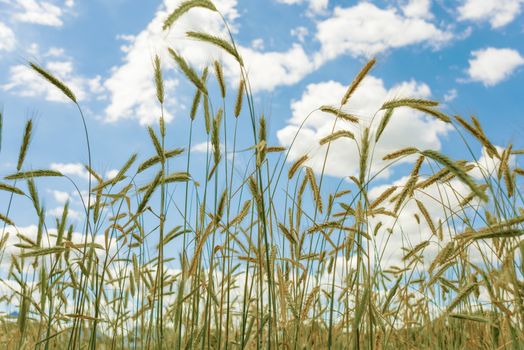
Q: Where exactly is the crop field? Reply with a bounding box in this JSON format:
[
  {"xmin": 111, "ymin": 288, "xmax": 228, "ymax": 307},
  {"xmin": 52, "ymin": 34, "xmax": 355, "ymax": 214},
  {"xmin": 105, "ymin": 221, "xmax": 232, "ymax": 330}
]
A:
[{"xmin": 0, "ymin": 0, "xmax": 523, "ymax": 349}]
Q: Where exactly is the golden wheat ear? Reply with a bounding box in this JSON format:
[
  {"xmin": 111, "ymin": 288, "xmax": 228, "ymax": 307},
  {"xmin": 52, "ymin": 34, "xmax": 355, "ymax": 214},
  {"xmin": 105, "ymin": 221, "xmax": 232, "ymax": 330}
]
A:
[
  {"xmin": 29, "ymin": 62, "xmax": 77, "ymax": 103},
  {"xmin": 163, "ymin": 0, "xmax": 217, "ymax": 30}
]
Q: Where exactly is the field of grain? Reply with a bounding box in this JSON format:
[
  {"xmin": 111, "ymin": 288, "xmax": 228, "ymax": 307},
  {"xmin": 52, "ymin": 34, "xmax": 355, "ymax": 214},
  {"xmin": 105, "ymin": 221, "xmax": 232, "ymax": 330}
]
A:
[{"xmin": 0, "ymin": 1, "xmax": 523, "ymax": 349}]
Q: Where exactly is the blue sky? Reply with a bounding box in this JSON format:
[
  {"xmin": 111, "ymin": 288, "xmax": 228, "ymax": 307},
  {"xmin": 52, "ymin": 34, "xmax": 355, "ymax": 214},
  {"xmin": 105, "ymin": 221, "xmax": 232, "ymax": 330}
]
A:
[{"xmin": 0, "ymin": 0, "xmax": 524, "ymax": 229}]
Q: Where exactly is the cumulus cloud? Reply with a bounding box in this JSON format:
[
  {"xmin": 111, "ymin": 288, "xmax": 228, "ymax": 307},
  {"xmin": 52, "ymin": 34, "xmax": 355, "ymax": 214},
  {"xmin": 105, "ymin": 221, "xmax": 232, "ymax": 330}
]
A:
[
  {"xmin": 466, "ymin": 47, "xmax": 524, "ymax": 86},
  {"xmin": 457, "ymin": 0, "xmax": 524, "ymax": 28},
  {"xmin": 102, "ymin": 0, "xmax": 238, "ymax": 125},
  {"xmin": 240, "ymin": 44, "xmax": 316, "ymax": 91},
  {"xmin": 276, "ymin": 76, "xmax": 451, "ymax": 179},
  {"xmin": 314, "ymin": 2, "xmax": 452, "ymax": 62},
  {"xmin": 11, "ymin": 0, "xmax": 73, "ymax": 27},
  {"xmin": 103, "ymin": 0, "xmax": 319, "ymax": 124},
  {"xmin": 401, "ymin": 0, "xmax": 432, "ymax": 19},
  {"xmin": 50, "ymin": 162, "xmax": 90, "ymax": 180},
  {"xmin": 2, "ymin": 47, "xmax": 104, "ymax": 102},
  {"xmin": 0, "ymin": 21, "xmax": 16, "ymax": 53}
]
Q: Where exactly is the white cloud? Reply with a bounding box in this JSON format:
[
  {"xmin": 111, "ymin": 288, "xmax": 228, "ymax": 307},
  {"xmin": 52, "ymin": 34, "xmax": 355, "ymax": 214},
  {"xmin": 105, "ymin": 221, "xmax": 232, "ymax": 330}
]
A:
[
  {"xmin": 13, "ymin": 0, "xmax": 64, "ymax": 27},
  {"xmin": 290, "ymin": 26, "xmax": 309, "ymax": 43},
  {"xmin": 466, "ymin": 47, "xmax": 524, "ymax": 86},
  {"xmin": 2, "ymin": 49, "xmax": 104, "ymax": 103},
  {"xmin": 275, "ymin": 0, "xmax": 328, "ymax": 15},
  {"xmin": 47, "ymin": 206, "xmax": 82, "ymax": 220},
  {"xmin": 104, "ymin": 0, "xmax": 318, "ymax": 124},
  {"xmin": 443, "ymin": 88, "xmax": 457, "ymax": 102},
  {"xmin": 240, "ymin": 44, "xmax": 316, "ymax": 91},
  {"xmin": 0, "ymin": 21, "xmax": 16, "ymax": 53},
  {"xmin": 308, "ymin": 0, "xmax": 328, "ymax": 14},
  {"xmin": 191, "ymin": 141, "xmax": 226, "ymax": 154},
  {"xmin": 457, "ymin": 0, "xmax": 524, "ymax": 28},
  {"xmin": 102, "ymin": 0, "xmax": 239, "ymax": 125},
  {"xmin": 401, "ymin": 0, "xmax": 432, "ymax": 19},
  {"xmin": 314, "ymin": 2, "xmax": 452, "ymax": 62},
  {"xmin": 49, "ymin": 190, "xmax": 71, "ymax": 204},
  {"xmin": 276, "ymin": 76, "xmax": 451, "ymax": 179},
  {"xmin": 50, "ymin": 162, "xmax": 90, "ymax": 180},
  {"xmin": 251, "ymin": 38, "xmax": 264, "ymax": 50}
]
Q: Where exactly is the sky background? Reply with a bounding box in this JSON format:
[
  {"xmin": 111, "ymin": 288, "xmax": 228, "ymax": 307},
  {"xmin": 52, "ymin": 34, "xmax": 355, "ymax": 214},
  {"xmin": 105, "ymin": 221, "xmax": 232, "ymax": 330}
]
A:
[{"xmin": 0, "ymin": 0, "xmax": 524, "ymax": 229}]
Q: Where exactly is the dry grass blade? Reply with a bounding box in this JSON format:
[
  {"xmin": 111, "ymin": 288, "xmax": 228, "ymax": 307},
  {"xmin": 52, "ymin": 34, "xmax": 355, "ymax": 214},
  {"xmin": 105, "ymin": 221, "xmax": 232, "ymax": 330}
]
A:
[
  {"xmin": 448, "ymin": 314, "xmax": 491, "ymax": 323},
  {"xmin": 0, "ymin": 182, "xmax": 25, "ymax": 195},
  {"xmin": 341, "ymin": 58, "xmax": 376, "ymax": 105},
  {"xmin": 306, "ymin": 167, "xmax": 323, "ymax": 213},
  {"xmin": 446, "ymin": 283, "xmax": 478, "ymax": 314},
  {"xmin": 370, "ymin": 186, "xmax": 397, "ymax": 210},
  {"xmin": 459, "ymin": 229, "xmax": 524, "ymax": 240},
  {"xmin": 154, "ymin": 55, "xmax": 164, "ymax": 104},
  {"xmin": 111, "ymin": 153, "xmax": 138, "ymax": 184},
  {"xmin": 137, "ymin": 170, "xmax": 162, "ymax": 213},
  {"xmin": 148, "ymin": 127, "xmax": 164, "ymax": 159},
  {"xmin": 319, "ymin": 106, "xmax": 359, "ymax": 123},
  {"xmin": 382, "ymin": 275, "xmax": 402, "ymax": 312},
  {"xmin": 29, "ymin": 62, "xmax": 77, "ymax": 103},
  {"xmin": 0, "ymin": 213, "xmax": 15, "ymax": 226},
  {"xmin": 319, "ymin": 130, "xmax": 355, "ymax": 145},
  {"xmin": 164, "ymin": 172, "xmax": 191, "ymax": 183},
  {"xmin": 359, "ymin": 127, "xmax": 370, "ymax": 185},
  {"xmin": 168, "ymin": 48, "xmax": 208, "ymax": 95},
  {"xmin": 212, "ymin": 108, "xmax": 222, "ymax": 165},
  {"xmin": 454, "ymin": 115, "xmax": 498, "ymax": 157},
  {"xmin": 381, "ymin": 98, "xmax": 439, "ymax": 110},
  {"xmin": 190, "ymin": 67, "xmax": 208, "ymax": 121},
  {"xmin": 186, "ymin": 31, "xmax": 243, "ymax": 65},
  {"xmin": 415, "ymin": 199, "xmax": 437, "ymax": 237},
  {"xmin": 411, "ymin": 105, "xmax": 451, "ymax": 123},
  {"xmin": 5, "ymin": 170, "xmax": 63, "ymax": 180},
  {"xmin": 375, "ymin": 108, "xmax": 393, "ymax": 142},
  {"xmin": 163, "ymin": 0, "xmax": 217, "ymax": 30},
  {"xmin": 278, "ymin": 223, "xmax": 297, "ymax": 245},
  {"xmin": 234, "ymin": 79, "xmax": 245, "ymax": 118},
  {"xmin": 188, "ymin": 224, "xmax": 213, "ymax": 276},
  {"xmin": 138, "ymin": 148, "xmax": 184, "ymax": 173},
  {"xmin": 214, "ymin": 60, "xmax": 226, "ymax": 98},
  {"xmin": 17, "ymin": 120, "xmax": 32, "ymax": 171},
  {"xmin": 402, "ymin": 240, "xmax": 429, "ymax": 261},
  {"xmin": 383, "ymin": 147, "xmax": 418, "ymax": 161},
  {"xmin": 422, "ymin": 149, "xmax": 488, "ymax": 202},
  {"xmin": 257, "ymin": 115, "xmax": 267, "ymax": 165},
  {"xmin": 428, "ymin": 241, "xmax": 455, "ymax": 273},
  {"xmin": 288, "ymin": 155, "xmax": 308, "ymax": 180}
]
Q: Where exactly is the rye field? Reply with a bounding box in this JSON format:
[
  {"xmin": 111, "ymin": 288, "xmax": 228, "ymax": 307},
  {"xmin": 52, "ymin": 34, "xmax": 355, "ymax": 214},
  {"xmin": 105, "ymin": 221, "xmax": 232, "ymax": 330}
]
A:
[{"xmin": 0, "ymin": 1, "xmax": 523, "ymax": 349}]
